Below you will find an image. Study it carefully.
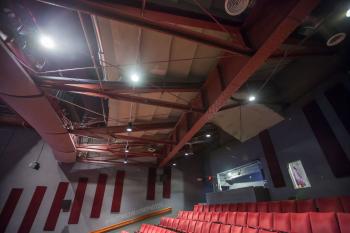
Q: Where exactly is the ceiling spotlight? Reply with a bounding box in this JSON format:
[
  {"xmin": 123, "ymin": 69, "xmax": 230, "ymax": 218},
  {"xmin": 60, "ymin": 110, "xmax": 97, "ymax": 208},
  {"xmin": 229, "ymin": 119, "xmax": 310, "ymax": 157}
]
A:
[
  {"xmin": 185, "ymin": 152, "xmax": 190, "ymax": 156},
  {"xmin": 123, "ymin": 159, "xmax": 128, "ymax": 164},
  {"xmin": 248, "ymin": 95, "xmax": 256, "ymax": 102},
  {"xmin": 346, "ymin": 8, "xmax": 350, "ymax": 17},
  {"xmin": 130, "ymin": 73, "xmax": 140, "ymax": 82},
  {"xmin": 39, "ymin": 34, "xmax": 55, "ymax": 49},
  {"xmin": 125, "ymin": 148, "xmax": 129, "ymax": 153},
  {"xmin": 205, "ymin": 134, "xmax": 211, "ymax": 138},
  {"xmin": 126, "ymin": 122, "xmax": 133, "ymax": 132},
  {"xmin": 172, "ymin": 163, "xmax": 176, "ymax": 166}
]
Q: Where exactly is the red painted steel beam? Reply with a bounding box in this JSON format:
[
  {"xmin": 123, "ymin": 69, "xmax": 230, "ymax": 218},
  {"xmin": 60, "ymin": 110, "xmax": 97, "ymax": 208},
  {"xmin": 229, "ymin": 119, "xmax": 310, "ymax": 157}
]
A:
[
  {"xmin": 77, "ymin": 158, "xmax": 153, "ymax": 166},
  {"xmin": 71, "ymin": 121, "xmax": 175, "ymax": 136},
  {"xmin": 37, "ymin": 0, "xmax": 252, "ymax": 55},
  {"xmin": 270, "ymin": 47, "xmax": 335, "ymax": 59},
  {"xmin": 112, "ymin": 134, "xmax": 176, "ymax": 146},
  {"xmin": 160, "ymin": 0, "xmax": 319, "ymax": 167},
  {"xmin": 35, "ymin": 76, "xmax": 201, "ymax": 93},
  {"xmin": 76, "ymin": 147, "xmax": 159, "ymax": 157}
]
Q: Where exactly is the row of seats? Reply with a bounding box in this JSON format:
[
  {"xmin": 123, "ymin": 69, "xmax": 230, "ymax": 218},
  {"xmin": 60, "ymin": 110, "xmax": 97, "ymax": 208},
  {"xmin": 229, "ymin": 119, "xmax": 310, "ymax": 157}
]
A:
[
  {"xmin": 193, "ymin": 196, "xmax": 350, "ymax": 213},
  {"xmin": 139, "ymin": 224, "xmax": 176, "ymax": 233},
  {"xmin": 160, "ymin": 212, "xmax": 350, "ymax": 233}
]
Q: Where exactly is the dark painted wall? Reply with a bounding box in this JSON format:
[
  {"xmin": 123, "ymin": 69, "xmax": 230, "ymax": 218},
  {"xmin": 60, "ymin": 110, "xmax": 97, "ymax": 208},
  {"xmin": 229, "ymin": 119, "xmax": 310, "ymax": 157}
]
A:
[{"xmin": 203, "ymin": 76, "xmax": 350, "ymax": 201}]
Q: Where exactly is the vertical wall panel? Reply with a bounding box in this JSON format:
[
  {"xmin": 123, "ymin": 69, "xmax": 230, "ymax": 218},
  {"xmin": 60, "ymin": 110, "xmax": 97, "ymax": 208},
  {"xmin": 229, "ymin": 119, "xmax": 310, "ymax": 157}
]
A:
[
  {"xmin": 0, "ymin": 188, "xmax": 23, "ymax": 233},
  {"xmin": 325, "ymin": 84, "xmax": 350, "ymax": 135},
  {"xmin": 163, "ymin": 167, "xmax": 172, "ymax": 199},
  {"xmin": 303, "ymin": 101, "xmax": 350, "ymax": 177},
  {"xmin": 90, "ymin": 174, "xmax": 108, "ymax": 218},
  {"xmin": 111, "ymin": 171, "xmax": 125, "ymax": 213},
  {"xmin": 18, "ymin": 186, "xmax": 47, "ymax": 233},
  {"xmin": 44, "ymin": 182, "xmax": 68, "ymax": 231},
  {"xmin": 259, "ymin": 130, "xmax": 286, "ymax": 187},
  {"xmin": 146, "ymin": 168, "xmax": 157, "ymax": 200},
  {"xmin": 68, "ymin": 178, "xmax": 88, "ymax": 224}
]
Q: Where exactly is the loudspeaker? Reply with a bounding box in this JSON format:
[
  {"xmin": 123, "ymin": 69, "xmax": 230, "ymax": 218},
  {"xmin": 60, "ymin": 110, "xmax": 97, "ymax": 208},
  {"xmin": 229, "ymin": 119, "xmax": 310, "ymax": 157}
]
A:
[{"xmin": 61, "ymin": 200, "xmax": 71, "ymax": 212}]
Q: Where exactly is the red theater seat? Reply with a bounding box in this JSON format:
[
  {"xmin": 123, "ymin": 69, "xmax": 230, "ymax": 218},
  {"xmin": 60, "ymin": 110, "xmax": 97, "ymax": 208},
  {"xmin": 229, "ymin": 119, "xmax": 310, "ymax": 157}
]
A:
[
  {"xmin": 197, "ymin": 204, "xmax": 204, "ymax": 212},
  {"xmin": 140, "ymin": 224, "xmax": 147, "ymax": 232},
  {"xmin": 160, "ymin": 217, "xmax": 167, "ymax": 227},
  {"xmin": 167, "ymin": 218, "xmax": 174, "ymax": 228},
  {"xmin": 204, "ymin": 212, "xmax": 212, "ymax": 222},
  {"xmin": 339, "ymin": 196, "xmax": 350, "ymax": 213},
  {"xmin": 290, "ymin": 213, "xmax": 312, "ymax": 233},
  {"xmin": 247, "ymin": 212, "xmax": 259, "ymax": 228},
  {"xmin": 256, "ymin": 202, "xmax": 268, "ymax": 212},
  {"xmin": 236, "ymin": 212, "xmax": 248, "ymax": 226},
  {"xmin": 242, "ymin": 227, "xmax": 258, "ymax": 233},
  {"xmin": 215, "ymin": 204, "xmax": 223, "ymax": 212},
  {"xmin": 223, "ymin": 204, "xmax": 230, "ymax": 212},
  {"xmin": 258, "ymin": 230, "xmax": 277, "ymax": 233},
  {"xmin": 296, "ymin": 199, "xmax": 317, "ymax": 212},
  {"xmin": 227, "ymin": 212, "xmax": 237, "ymax": 225},
  {"xmin": 180, "ymin": 219, "xmax": 190, "ymax": 232},
  {"xmin": 193, "ymin": 211, "xmax": 199, "ymax": 220},
  {"xmin": 198, "ymin": 212, "xmax": 206, "ymax": 221},
  {"xmin": 280, "ymin": 200, "xmax": 296, "ymax": 213},
  {"xmin": 231, "ymin": 226, "xmax": 243, "ymax": 233},
  {"xmin": 268, "ymin": 201, "xmax": 281, "ymax": 213},
  {"xmin": 203, "ymin": 205, "xmax": 209, "ymax": 212},
  {"xmin": 188, "ymin": 211, "xmax": 194, "ymax": 220},
  {"xmin": 211, "ymin": 212, "xmax": 220, "ymax": 222},
  {"xmin": 310, "ymin": 212, "xmax": 340, "ymax": 233},
  {"xmin": 188, "ymin": 220, "xmax": 197, "ymax": 232},
  {"xmin": 201, "ymin": 222, "xmax": 212, "ymax": 233},
  {"xmin": 210, "ymin": 223, "xmax": 221, "ymax": 233},
  {"xmin": 177, "ymin": 211, "xmax": 184, "ymax": 218},
  {"xmin": 183, "ymin": 211, "xmax": 190, "ymax": 219},
  {"xmin": 230, "ymin": 203, "xmax": 238, "ymax": 211},
  {"xmin": 316, "ymin": 197, "xmax": 344, "ymax": 212},
  {"xmin": 209, "ymin": 205, "xmax": 215, "ymax": 212},
  {"xmin": 194, "ymin": 221, "xmax": 203, "ymax": 233},
  {"xmin": 172, "ymin": 218, "xmax": 180, "ymax": 230},
  {"xmin": 247, "ymin": 202, "xmax": 257, "ymax": 212},
  {"xmin": 337, "ymin": 213, "xmax": 350, "ymax": 233},
  {"xmin": 259, "ymin": 213, "xmax": 273, "ymax": 231},
  {"xmin": 237, "ymin": 203, "xmax": 247, "ymax": 212},
  {"xmin": 273, "ymin": 213, "xmax": 290, "ymax": 233},
  {"xmin": 221, "ymin": 224, "xmax": 231, "ymax": 233},
  {"xmin": 219, "ymin": 212, "xmax": 228, "ymax": 224}
]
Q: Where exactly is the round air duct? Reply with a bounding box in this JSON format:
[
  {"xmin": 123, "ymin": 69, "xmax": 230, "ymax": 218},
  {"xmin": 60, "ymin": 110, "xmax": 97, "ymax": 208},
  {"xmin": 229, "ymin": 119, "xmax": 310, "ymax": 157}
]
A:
[{"xmin": 225, "ymin": 0, "xmax": 251, "ymax": 16}]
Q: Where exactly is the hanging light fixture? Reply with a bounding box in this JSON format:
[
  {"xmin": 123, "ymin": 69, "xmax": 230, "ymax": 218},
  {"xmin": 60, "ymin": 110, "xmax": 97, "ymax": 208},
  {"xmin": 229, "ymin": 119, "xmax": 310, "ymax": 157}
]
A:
[{"xmin": 126, "ymin": 122, "xmax": 133, "ymax": 132}]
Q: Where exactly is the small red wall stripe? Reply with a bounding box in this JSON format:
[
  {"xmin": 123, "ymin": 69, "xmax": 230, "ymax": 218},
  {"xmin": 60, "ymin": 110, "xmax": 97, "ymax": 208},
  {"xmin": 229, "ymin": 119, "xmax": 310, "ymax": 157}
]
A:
[
  {"xmin": 111, "ymin": 171, "xmax": 125, "ymax": 213},
  {"xmin": 90, "ymin": 174, "xmax": 108, "ymax": 218},
  {"xmin": 68, "ymin": 178, "xmax": 88, "ymax": 224},
  {"xmin": 18, "ymin": 186, "xmax": 47, "ymax": 233},
  {"xmin": 0, "ymin": 188, "xmax": 23, "ymax": 233},
  {"xmin": 163, "ymin": 167, "xmax": 171, "ymax": 199},
  {"xmin": 146, "ymin": 168, "xmax": 157, "ymax": 200},
  {"xmin": 44, "ymin": 182, "xmax": 69, "ymax": 231}
]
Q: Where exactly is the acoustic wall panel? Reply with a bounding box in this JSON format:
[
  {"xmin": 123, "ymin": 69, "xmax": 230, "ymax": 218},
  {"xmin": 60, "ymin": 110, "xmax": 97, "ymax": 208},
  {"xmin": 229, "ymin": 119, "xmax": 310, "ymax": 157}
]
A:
[
  {"xmin": 163, "ymin": 167, "xmax": 172, "ymax": 199},
  {"xmin": 111, "ymin": 171, "xmax": 125, "ymax": 213},
  {"xmin": 147, "ymin": 168, "xmax": 157, "ymax": 200},
  {"xmin": 303, "ymin": 101, "xmax": 350, "ymax": 177},
  {"xmin": 68, "ymin": 178, "xmax": 88, "ymax": 224},
  {"xmin": 91, "ymin": 174, "xmax": 108, "ymax": 218},
  {"xmin": 18, "ymin": 186, "xmax": 47, "ymax": 233},
  {"xmin": 0, "ymin": 188, "xmax": 23, "ymax": 233}
]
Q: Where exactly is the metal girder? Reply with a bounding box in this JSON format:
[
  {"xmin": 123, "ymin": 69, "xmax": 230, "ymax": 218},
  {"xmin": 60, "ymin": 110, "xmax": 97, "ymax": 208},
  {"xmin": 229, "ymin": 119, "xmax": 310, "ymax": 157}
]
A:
[
  {"xmin": 111, "ymin": 134, "xmax": 176, "ymax": 146},
  {"xmin": 270, "ymin": 47, "xmax": 335, "ymax": 59},
  {"xmin": 0, "ymin": 114, "xmax": 30, "ymax": 127},
  {"xmin": 160, "ymin": 0, "xmax": 319, "ymax": 167},
  {"xmin": 71, "ymin": 121, "xmax": 176, "ymax": 136},
  {"xmin": 35, "ymin": 76, "xmax": 202, "ymax": 93},
  {"xmin": 77, "ymin": 158, "xmax": 153, "ymax": 166},
  {"xmin": 37, "ymin": 0, "xmax": 252, "ymax": 55},
  {"xmin": 76, "ymin": 147, "xmax": 159, "ymax": 157}
]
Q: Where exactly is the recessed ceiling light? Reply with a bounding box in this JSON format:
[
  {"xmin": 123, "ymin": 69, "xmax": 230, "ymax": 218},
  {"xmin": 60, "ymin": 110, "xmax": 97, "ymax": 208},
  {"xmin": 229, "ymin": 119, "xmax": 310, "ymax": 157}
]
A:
[
  {"xmin": 205, "ymin": 134, "xmax": 211, "ymax": 138},
  {"xmin": 126, "ymin": 122, "xmax": 133, "ymax": 132},
  {"xmin": 172, "ymin": 163, "xmax": 176, "ymax": 166},
  {"xmin": 248, "ymin": 95, "xmax": 256, "ymax": 102},
  {"xmin": 125, "ymin": 148, "xmax": 129, "ymax": 153},
  {"xmin": 130, "ymin": 73, "xmax": 140, "ymax": 82},
  {"xmin": 39, "ymin": 35, "xmax": 55, "ymax": 49},
  {"xmin": 346, "ymin": 8, "xmax": 350, "ymax": 17},
  {"xmin": 185, "ymin": 152, "xmax": 189, "ymax": 156},
  {"xmin": 123, "ymin": 159, "xmax": 128, "ymax": 164}
]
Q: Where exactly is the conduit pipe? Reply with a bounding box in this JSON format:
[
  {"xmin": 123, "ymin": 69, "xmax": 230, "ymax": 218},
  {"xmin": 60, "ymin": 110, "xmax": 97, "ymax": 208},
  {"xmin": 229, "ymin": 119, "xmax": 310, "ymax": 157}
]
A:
[{"xmin": 0, "ymin": 41, "xmax": 76, "ymax": 162}]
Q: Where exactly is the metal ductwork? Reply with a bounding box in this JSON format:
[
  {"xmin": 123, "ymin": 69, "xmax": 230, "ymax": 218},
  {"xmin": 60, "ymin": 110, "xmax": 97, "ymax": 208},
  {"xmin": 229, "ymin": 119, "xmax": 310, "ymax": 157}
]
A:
[{"xmin": 0, "ymin": 41, "xmax": 76, "ymax": 163}]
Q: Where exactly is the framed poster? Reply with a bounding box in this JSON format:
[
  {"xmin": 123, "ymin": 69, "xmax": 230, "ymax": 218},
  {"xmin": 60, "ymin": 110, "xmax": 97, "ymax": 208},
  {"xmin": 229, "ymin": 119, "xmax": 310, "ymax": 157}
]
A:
[{"xmin": 288, "ymin": 160, "xmax": 311, "ymax": 189}]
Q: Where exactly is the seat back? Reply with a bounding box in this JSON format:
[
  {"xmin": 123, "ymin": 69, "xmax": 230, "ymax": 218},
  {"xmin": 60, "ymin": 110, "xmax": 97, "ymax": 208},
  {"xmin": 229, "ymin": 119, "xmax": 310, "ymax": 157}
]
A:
[
  {"xmin": 309, "ymin": 212, "xmax": 341, "ymax": 233},
  {"xmin": 268, "ymin": 201, "xmax": 281, "ymax": 213},
  {"xmin": 337, "ymin": 213, "xmax": 350, "ymax": 233},
  {"xmin": 188, "ymin": 220, "xmax": 197, "ymax": 232},
  {"xmin": 197, "ymin": 204, "xmax": 204, "ymax": 212},
  {"xmin": 259, "ymin": 213, "xmax": 273, "ymax": 231},
  {"xmin": 204, "ymin": 212, "xmax": 212, "ymax": 222},
  {"xmin": 231, "ymin": 226, "xmax": 243, "ymax": 233},
  {"xmin": 177, "ymin": 211, "xmax": 184, "ymax": 218},
  {"xmin": 211, "ymin": 212, "xmax": 220, "ymax": 222},
  {"xmin": 219, "ymin": 212, "xmax": 228, "ymax": 224},
  {"xmin": 193, "ymin": 211, "xmax": 200, "ymax": 220},
  {"xmin": 209, "ymin": 205, "xmax": 215, "ymax": 212},
  {"xmin": 188, "ymin": 211, "xmax": 194, "ymax": 220},
  {"xmin": 203, "ymin": 205, "xmax": 209, "ymax": 212},
  {"xmin": 172, "ymin": 218, "xmax": 180, "ymax": 230},
  {"xmin": 273, "ymin": 213, "xmax": 290, "ymax": 233},
  {"xmin": 247, "ymin": 202, "xmax": 257, "ymax": 212},
  {"xmin": 227, "ymin": 212, "xmax": 237, "ymax": 225},
  {"xmin": 194, "ymin": 221, "xmax": 203, "ymax": 233},
  {"xmin": 290, "ymin": 213, "xmax": 312, "ymax": 233},
  {"xmin": 198, "ymin": 212, "xmax": 206, "ymax": 221},
  {"xmin": 247, "ymin": 212, "xmax": 259, "ymax": 228},
  {"xmin": 159, "ymin": 217, "xmax": 166, "ymax": 227},
  {"xmin": 215, "ymin": 204, "xmax": 223, "ymax": 212},
  {"xmin": 296, "ymin": 199, "xmax": 316, "ymax": 212},
  {"xmin": 256, "ymin": 202, "xmax": 268, "ymax": 212},
  {"xmin": 339, "ymin": 196, "xmax": 350, "ymax": 213},
  {"xmin": 167, "ymin": 218, "xmax": 174, "ymax": 228},
  {"xmin": 316, "ymin": 197, "xmax": 344, "ymax": 212},
  {"xmin": 220, "ymin": 224, "xmax": 231, "ymax": 233},
  {"xmin": 222, "ymin": 204, "xmax": 230, "ymax": 212},
  {"xmin": 210, "ymin": 223, "xmax": 221, "ymax": 233},
  {"xmin": 183, "ymin": 211, "xmax": 189, "ymax": 219},
  {"xmin": 201, "ymin": 222, "xmax": 212, "ymax": 233},
  {"xmin": 280, "ymin": 200, "xmax": 296, "ymax": 213},
  {"xmin": 236, "ymin": 212, "xmax": 247, "ymax": 226},
  {"xmin": 242, "ymin": 227, "xmax": 258, "ymax": 233}
]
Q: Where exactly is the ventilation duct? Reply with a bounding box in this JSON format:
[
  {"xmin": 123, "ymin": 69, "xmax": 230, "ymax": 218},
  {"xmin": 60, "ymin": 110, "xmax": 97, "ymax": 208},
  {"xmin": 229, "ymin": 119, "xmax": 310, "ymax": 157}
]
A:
[{"xmin": 225, "ymin": 0, "xmax": 252, "ymax": 16}]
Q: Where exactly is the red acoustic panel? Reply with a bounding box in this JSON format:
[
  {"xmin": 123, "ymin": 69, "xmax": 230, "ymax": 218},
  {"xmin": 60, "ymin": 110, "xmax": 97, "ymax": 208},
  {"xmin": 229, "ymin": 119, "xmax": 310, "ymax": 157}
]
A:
[
  {"xmin": 111, "ymin": 170, "xmax": 125, "ymax": 212},
  {"xmin": 68, "ymin": 178, "xmax": 88, "ymax": 224},
  {"xmin": 18, "ymin": 186, "xmax": 47, "ymax": 233},
  {"xmin": 146, "ymin": 168, "xmax": 157, "ymax": 200},
  {"xmin": 0, "ymin": 188, "xmax": 23, "ymax": 233},
  {"xmin": 90, "ymin": 174, "xmax": 108, "ymax": 218},
  {"xmin": 163, "ymin": 166, "xmax": 171, "ymax": 198},
  {"xmin": 303, "ymin": 101, "xmax": 350, "ymax": 177},
  {"xmin": 44, "ymin": 182, "xmax": 69, "ymax": 231},
  {"xmin": 259, "ymin": 130, "xmax": 286, "ymax": 187}
]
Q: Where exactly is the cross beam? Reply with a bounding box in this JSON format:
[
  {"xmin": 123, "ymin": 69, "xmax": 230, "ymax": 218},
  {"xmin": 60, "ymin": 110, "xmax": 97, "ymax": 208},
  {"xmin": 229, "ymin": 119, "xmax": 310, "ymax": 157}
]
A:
[{"xmin": 159, "ymin": 0, "xmax": 319, "ymax": 167}]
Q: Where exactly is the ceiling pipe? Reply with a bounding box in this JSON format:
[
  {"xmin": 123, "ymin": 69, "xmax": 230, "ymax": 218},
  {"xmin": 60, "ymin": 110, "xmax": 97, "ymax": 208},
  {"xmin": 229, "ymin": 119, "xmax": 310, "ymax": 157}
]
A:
[{"xmin": 0, "ymin": 41, "xmax": 76, "ymax": 162}]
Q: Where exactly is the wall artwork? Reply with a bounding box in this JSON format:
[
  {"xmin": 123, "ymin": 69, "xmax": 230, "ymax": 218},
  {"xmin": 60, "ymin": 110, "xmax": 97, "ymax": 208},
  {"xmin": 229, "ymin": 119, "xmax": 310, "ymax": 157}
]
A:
[{"xmin": 288, "ymin": 160, "xmax": 311, "ymax": 189}]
